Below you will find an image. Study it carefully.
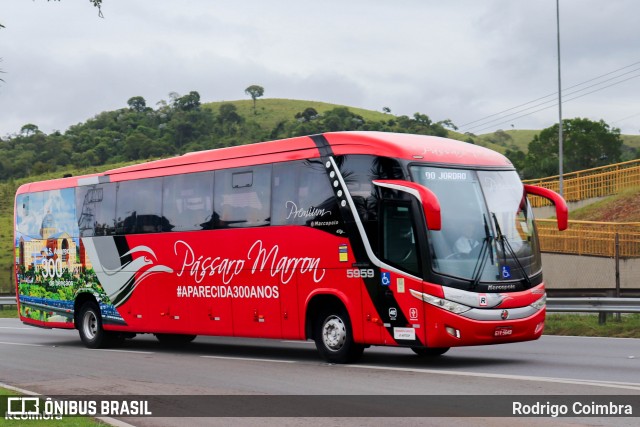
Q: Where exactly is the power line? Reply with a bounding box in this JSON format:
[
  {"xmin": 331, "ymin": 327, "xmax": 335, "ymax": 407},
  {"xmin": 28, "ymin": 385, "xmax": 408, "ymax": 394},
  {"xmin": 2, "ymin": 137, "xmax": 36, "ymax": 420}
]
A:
[
  {"xmin": 460, "ymin": 60, "xmax": 640, "ymax": 128},
  {"xmin": 469, "ymin": 72, "xmax": 640, "ymax": 134},
  {"xmin": 464, "ymin": 67, "xmax": 640, "ymax": 133},
  {"xmin": 611, "ymin": 112, "xmax": 640, "ymax": 124},
  {"xmin": 460, "ymin": 60, "xmax": 640, "ymax": 133}
]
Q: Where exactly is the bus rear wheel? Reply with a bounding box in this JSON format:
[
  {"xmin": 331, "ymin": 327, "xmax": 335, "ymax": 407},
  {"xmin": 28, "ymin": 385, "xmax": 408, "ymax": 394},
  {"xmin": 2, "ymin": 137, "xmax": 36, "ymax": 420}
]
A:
[
  {"xmin": 154, "ymin": 333, "xmax": 197, "ymax": 346},
  {"xmin": 314, "ymin": 309, "xmax": 364, "ymax": 364},
  {"xmin": 78, "ymin": 301, "xmax": 109, "ymax": 349},
  {"xmin": 411, "ymin": 346, "xmax": 450, "ymax": 357}
]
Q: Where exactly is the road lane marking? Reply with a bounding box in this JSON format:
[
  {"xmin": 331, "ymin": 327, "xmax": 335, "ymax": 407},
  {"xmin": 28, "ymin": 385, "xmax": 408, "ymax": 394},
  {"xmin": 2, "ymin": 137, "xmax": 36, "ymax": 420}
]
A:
[
  {"xmin": 280, "ymin": 340, "xmax": 315, "ymax": 345},
  {"xmin": 85, "ymin": 348, "xmax": 154, "ymax": 355},
  {"xmin": 201, "ymin": 355, "xmax": 296, "ymax": 364},
  {"xmin": 347, "ymin": 364, "xmax": 640, "ymax": 391},
  {"xmin": 0, "ymin": 326, "xmax": 34, "ymax": 330},
  {"xmin": 0, "ymin": 341, "xmax": 45, "ymax": 347}
]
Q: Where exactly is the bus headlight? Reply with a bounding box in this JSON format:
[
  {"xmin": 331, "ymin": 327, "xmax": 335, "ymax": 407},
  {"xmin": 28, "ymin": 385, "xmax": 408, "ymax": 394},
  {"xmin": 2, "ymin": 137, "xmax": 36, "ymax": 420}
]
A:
[
  {"xmin": 530, "ymin": 293, "xmax": 546, "ymax": 310},
  {"xmin": 410, "ymin": 290, "xmax": 471, "ymax": 314}
]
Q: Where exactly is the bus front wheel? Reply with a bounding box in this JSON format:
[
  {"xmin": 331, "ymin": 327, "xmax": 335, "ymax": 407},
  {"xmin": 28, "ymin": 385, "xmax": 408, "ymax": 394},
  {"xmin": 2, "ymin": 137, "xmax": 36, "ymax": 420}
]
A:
[
  {"xmin": 78, "ymin": 301, "xmax": 109, "ymax": 349},
  {"xmin": 314, "ymin": 309, "xmax": 364, "ymax": 364}
]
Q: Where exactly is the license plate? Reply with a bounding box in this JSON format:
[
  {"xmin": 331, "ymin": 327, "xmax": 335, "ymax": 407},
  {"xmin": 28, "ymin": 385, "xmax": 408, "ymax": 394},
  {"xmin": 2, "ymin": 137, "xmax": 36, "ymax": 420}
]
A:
[{"xmin": 494, "ymin": 327, "xmax": 513, "ymax": 337}]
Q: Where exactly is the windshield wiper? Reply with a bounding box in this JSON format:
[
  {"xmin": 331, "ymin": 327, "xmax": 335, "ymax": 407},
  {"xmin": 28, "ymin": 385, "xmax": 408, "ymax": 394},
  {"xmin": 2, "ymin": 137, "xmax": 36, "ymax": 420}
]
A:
[
  {"xmin": 470, "ymin": 214, "xmax": 493, "ymax": 289},
  {"xmin": 491, "ymin": 212, "xmax": 532, "ymax": 287}
]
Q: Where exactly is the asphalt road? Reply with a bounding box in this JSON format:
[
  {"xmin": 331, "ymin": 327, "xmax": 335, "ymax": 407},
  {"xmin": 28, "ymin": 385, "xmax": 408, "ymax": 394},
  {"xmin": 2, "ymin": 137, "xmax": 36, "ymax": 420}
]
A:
[{"xmin": 1, "ymin": 318, "xmax": 638, "ymax": 427}]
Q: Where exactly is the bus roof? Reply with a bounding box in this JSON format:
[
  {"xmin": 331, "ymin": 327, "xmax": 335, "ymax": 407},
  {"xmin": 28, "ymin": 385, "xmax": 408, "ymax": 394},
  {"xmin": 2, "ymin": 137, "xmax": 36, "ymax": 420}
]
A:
[{"xmin": 16, "ymin": 131, "xmax": 512, "ymax": 194}]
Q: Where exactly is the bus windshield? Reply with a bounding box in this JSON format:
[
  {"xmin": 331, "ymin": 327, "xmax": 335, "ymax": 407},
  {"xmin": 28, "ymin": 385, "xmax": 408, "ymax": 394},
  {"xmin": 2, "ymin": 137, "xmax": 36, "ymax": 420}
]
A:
[{"xmin": 410, "ymin": 166, "xmax": 542, "ymax": 286}]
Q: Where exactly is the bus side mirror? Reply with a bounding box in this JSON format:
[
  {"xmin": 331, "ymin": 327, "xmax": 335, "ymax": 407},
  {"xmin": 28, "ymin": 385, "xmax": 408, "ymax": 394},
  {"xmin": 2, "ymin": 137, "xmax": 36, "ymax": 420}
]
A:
[
  {"xmin": 524, "ymin": 184, "xmax": 568, "ymax": 231},
  {"xmin": 373, "ymin": 180, "xmax": 441, "ymax": 230}
]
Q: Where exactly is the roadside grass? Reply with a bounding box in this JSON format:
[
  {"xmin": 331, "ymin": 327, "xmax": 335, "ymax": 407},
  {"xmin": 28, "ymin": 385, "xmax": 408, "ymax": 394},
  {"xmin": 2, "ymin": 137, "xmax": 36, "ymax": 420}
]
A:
[
  {"xmin": 0, "ymin": 388, "xmax": 109, "ymax": 426},
  {"xmin": 544, "ymin": 313, "xmax": 640, "ymax": 338},
  {"xmin": 0, "ymin": 307, "xmax": 18, "ymax": 318}
]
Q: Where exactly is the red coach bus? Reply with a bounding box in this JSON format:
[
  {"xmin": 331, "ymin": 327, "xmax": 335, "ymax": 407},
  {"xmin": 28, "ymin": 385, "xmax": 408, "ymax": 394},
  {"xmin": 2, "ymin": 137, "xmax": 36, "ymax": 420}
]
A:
[{"xmin": 14, "ymin": 131, "xmax": 567, "ymax": 363}]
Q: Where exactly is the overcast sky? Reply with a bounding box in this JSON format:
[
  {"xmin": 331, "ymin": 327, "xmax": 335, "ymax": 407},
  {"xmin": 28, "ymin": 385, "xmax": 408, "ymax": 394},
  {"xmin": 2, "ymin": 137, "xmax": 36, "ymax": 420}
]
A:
[{"xmin": 1, "ymin": 0, "xmax": 639, "ymax": 137}]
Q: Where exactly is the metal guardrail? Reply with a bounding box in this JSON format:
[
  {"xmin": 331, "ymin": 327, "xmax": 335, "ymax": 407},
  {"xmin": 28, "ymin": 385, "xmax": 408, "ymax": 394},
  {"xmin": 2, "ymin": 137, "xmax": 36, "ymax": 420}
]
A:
[
  {"xmin": 0, "ymin": 296, "xmax": 17, "ymax": 307},
  {"xmin": 546, "ymin": 297, "xmax": 640, "ymax": 313},
  {"xmin": 536, "ymin": 219, "xmax": 640, "ymax": 258},
  {"xmin": 524, "ymin": 158, "xmax": 640, "ymax": 206}
]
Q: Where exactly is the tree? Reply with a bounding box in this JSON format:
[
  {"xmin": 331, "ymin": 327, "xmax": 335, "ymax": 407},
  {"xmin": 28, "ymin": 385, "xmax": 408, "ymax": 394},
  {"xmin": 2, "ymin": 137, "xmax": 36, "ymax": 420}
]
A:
[
  {"xmin": 127, "ymin": 96, "xmax": 147, "ymax": 113},
  {"xmin": 523, "ymin": 118, "xmax": 623, "ymax": 178},
  {"xmin": 244, "ymin": 85, "xmax": 264, "ymax": 115},
  {"xmin": 505, "ymin": 148, "xmax": 526, "ymax": 172},
  {"xmin": 20, "ymin": 124, "xmax": 40, "ymax": 137},
  {"xmin": 437, "ymin": 119, "xmax": 458, "ymax": 131},
  {"xmin": 382, "ymin": 107, "xmax": 391, "ymax": 114},
  {"xmin": 295, "ymin": 107, "xmax": 319, "ymax": 122},
  {"xmin": 173, "ymin": 91, "xmax": 201, "ymax": 112},
  {"xmin": 218, "ymin": 103, "xmax": 244, "ymax": 136}
]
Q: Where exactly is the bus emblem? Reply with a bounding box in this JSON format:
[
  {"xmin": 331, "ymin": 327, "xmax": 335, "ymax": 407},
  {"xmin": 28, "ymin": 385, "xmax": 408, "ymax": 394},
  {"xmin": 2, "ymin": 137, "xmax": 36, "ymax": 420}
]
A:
[{"xmin": 501, "ymin": 310, "xmax": 509, "ymax": 320}]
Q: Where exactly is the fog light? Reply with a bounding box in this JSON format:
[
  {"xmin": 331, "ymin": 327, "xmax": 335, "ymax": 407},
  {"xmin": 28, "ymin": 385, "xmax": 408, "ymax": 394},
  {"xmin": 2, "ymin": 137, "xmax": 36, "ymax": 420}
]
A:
[
  {"xmin": 535, "ymin": 321, "xmax": 544, "ymax": 334},
  {"xmin": 445, "ymin": 326, "xmax": 461, "ymax": 339}
]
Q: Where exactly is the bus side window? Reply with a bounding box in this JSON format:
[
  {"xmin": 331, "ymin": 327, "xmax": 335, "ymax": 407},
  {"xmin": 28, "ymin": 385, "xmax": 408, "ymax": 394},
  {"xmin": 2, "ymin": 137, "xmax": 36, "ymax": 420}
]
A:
[
  {"xmin": 215, "ymin": 165, "xmax": 271, "ymax": 228},
  {"xmin": 162, "ymin": 172, "xmax": 214, "ymax": 232},
  {"xmin": 272, "ymin": 160, "xmax": 338, "ymax": 227},
  {"xmin": 76, "ymin": 183, "xmax": 116, "ymax": 236},
  {"xmin": 115, "ymin": 178, "xmax": 163, "ymax": 234}
]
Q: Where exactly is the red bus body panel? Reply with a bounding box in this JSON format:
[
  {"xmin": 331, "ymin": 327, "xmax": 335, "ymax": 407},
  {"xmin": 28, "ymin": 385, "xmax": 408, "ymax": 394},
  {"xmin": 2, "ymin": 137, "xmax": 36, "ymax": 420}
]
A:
[{"xmin": 14, "ymin": 132, "xmax": 546, "ymax": 354}]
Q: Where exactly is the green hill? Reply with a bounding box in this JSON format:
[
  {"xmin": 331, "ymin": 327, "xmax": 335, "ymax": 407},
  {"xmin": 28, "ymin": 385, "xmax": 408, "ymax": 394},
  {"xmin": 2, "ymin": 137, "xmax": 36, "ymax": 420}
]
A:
[{"xmin": 204, "ymin": 98, "xmax": 391, "ymax": 131}]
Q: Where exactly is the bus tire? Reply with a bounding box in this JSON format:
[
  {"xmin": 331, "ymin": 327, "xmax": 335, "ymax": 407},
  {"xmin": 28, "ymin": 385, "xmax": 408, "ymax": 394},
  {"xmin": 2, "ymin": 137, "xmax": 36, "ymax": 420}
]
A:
[
  {"xmin": 78, "ymin": 301, "xmax": 108, "ymax": 349},
  {"xmin": 314, "ymin": 309, "xmax": 364, "ymax": 364},
  {"xmin": 411, "ymin": 346, "xmax": 450, "ymax": 357},
  {"xmin": 154, "ymin": 333, "xmax": 197, "ymax": 346}
]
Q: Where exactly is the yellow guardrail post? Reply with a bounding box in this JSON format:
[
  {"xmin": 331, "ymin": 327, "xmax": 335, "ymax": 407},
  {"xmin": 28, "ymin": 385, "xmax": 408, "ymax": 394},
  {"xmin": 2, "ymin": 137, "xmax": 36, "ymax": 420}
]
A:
[{"xmin": 536, "ymin": 219, "xmax": 640, "ymax": 258}]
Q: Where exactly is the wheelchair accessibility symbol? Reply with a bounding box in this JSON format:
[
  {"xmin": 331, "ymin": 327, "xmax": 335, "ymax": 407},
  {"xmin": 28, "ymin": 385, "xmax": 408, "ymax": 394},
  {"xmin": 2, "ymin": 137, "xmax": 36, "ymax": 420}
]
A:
[
  {"xmin": 381, "ymin": 272, "xmax": 391, "ymax": 286},
  {"xmin": 501, "ymin": 266, "xmax": 512, "ymax": 279}
]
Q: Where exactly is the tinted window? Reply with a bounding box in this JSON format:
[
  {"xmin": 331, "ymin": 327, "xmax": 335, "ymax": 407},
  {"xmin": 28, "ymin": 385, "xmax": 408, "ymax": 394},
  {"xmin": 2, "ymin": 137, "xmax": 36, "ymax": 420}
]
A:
[
  {"xmin": 382, "ymin": 202, "xmax": 421, "ymax": 276},
  {"xmin": 337, "ymin": 155, "xmax": 404, "ymax": 251},
  {"xmin": 215, "ymin": 165, "xmax": 271, "ymax": 228},
  {"xmin": 162, "ymin": 172, "xmax": 214, "ymax": 232},
  {"xmin": 115, "ymin": 178, "xmax": 164, "ymax": 234},
  {"xmin": 76, "ymin": 183, "xmax": 116, "ymax": 236},
  {"xmin": 272, "ymin": 160, "xmax": 339, "ymax": 229}
]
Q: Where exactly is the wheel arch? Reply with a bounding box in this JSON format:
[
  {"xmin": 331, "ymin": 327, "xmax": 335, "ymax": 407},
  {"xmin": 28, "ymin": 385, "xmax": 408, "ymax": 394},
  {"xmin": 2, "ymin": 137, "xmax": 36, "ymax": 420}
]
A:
[
  {"xmin": 304, "ymin": 290, "xmax": 361, "ymax": 343},
  {"xmin": 73, "ymin": 292, "xmax": 99, "ymax": 330}
]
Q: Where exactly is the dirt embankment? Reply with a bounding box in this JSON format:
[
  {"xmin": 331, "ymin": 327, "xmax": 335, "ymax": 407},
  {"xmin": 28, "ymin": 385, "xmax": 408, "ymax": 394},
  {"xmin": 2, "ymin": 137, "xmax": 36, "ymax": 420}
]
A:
[{"xmin": 570, "ymin": 189, "xmax": 640, "ymax": 222}]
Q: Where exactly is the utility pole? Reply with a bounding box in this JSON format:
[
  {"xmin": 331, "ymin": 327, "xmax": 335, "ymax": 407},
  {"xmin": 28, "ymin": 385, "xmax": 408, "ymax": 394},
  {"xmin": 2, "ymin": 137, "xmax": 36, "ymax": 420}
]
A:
[{"xmin": 556, "ymin": 0, "xmax": 564, "ymax": 196}]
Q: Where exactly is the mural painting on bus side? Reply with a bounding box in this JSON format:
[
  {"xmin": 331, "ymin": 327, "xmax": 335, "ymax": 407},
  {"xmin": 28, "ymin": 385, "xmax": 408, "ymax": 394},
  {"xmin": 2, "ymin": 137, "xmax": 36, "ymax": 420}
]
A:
[{"xmin": 14, "ymin": 188, "xmax": 123, "ymax": 326}]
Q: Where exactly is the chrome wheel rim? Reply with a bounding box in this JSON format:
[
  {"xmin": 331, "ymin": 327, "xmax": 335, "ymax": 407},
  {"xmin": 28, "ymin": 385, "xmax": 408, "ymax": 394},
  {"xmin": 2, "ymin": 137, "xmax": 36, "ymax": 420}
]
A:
[
  {"xmin": 82, "ymin": 310, "xmax": 98, "ymax": 340},
  {"xmin": 322, "ymin": 315, "xmax": 346, "ymax": 351}
]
